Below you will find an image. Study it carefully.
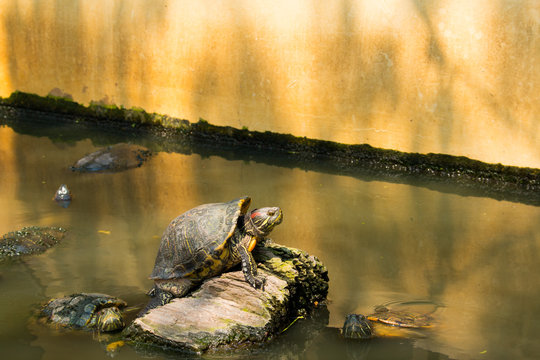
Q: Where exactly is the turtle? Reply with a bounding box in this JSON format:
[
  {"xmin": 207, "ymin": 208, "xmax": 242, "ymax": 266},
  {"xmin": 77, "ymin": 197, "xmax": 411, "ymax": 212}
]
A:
[
  {"xmin": 40, "ymin": 293, "xmax": 127, "ymax": 332},
  {"xmin": 342, "ymin": 301, "xmax": 437, "ymax": 340},
  {"xmin": 53, "ymin": 184, "xmax": 72, "ymax": 208},
  {"xmin": 71, "ymin": 143, "xmax": 152, "ymax": 173},
  {"xmin": 147, "ymin": 196, "xmax": 283, "ymax": 308},
  {"xmin": 0, "ymin": 226, "xmax": 67, "ymax": 261},
  {"xmin": 53, "ymin": 184, "xmax": 72, "ymax": 201}
]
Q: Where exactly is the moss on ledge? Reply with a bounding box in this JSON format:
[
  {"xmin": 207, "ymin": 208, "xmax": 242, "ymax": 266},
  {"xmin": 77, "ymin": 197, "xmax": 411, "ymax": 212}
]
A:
[{"xmin": 1, "ymin": 91, "xmax": 539, "ymax": 206}]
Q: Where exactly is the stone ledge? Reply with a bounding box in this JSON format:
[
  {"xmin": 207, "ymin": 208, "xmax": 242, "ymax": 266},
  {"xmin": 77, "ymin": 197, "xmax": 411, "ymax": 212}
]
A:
[{"xmin": 1, "ymin": 91, "xmax": 538, "ymax": 206}]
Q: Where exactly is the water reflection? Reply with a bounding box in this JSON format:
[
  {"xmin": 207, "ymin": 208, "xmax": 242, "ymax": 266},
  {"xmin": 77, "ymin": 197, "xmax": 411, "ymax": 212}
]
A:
[{"xmin": 0, "ymin": 125, "xmax": 539, "ymax": 359}]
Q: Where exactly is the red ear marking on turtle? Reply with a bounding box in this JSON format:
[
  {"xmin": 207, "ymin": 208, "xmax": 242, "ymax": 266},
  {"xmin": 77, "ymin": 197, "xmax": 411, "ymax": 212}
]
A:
[{"xmin": 250, "ymin": 212, "xmax": 261, "ymax": 219}]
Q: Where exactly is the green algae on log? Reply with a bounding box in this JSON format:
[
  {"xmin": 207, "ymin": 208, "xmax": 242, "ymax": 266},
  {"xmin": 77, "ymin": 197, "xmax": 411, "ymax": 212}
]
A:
[
  {"xmin": 124, "ymin": 242, "xmax": 329, "ymax": 354},
  {"xmin": 0, "ymin": 226, "xmax": 67, "ymax": 260}
]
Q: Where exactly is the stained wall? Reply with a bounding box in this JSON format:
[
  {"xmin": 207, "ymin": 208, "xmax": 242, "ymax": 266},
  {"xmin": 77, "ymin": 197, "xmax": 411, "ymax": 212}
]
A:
[{"xmin": 0, "ymin": 0, "xmax": 538, "ymax": 167}]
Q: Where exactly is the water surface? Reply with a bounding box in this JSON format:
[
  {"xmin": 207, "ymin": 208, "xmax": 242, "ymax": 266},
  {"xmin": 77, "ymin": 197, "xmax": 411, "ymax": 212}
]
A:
[{"xmin": 0, "ymin": 123, "xmax": 539, "ymax": 360}]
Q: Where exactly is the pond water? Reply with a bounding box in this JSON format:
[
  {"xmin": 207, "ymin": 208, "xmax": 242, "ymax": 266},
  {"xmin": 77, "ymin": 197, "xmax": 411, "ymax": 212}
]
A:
[{"xmin": 0, "ymin": 120, "xmax": 539, "ymax": 360}]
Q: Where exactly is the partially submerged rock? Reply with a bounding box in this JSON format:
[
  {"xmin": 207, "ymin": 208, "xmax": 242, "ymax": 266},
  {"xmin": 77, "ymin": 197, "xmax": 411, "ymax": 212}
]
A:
[
  {"xmin": 0, "ymin": 226, "xmax": 67, "ymax": 261},
  {"xmin": 125, "ymin": 242, "xmax": 328, "ymax": 354},
  {"xmin": 71, "ymin": 143, "xmax": 151, "ymax": 172}
]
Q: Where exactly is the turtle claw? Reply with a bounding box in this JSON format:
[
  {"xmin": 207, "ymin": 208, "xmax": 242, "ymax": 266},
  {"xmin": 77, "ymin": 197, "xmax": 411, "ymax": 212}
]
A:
[
  {"xmin": 139, "ymin": 288, "xmax": 174, "ymax": 316},
  {"xmin": 252, "ymin": 275, "xmax": 266, "ymax": 291},
  {"xmin": 147, "ymin": 286, "xmax": 173, "ymax": 305}
]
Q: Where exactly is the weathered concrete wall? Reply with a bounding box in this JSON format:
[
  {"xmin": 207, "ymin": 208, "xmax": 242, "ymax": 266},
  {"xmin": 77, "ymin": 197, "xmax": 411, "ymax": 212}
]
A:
[{"xmin": 0, "ymin": 0, "xmax": 538, "ymax": 168}]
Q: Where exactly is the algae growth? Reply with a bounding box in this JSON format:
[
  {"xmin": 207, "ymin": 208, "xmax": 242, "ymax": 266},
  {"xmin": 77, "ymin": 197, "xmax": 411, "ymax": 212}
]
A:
[{"xmin": 1, "ymin": 91, "xmax": 538, "ymax": 206}]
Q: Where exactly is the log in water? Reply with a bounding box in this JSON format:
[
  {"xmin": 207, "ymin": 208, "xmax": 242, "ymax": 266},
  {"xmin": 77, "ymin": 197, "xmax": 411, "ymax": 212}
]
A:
[{"xmin": 125, "ymin": 242, "xmax": 329, "ymax": 354}]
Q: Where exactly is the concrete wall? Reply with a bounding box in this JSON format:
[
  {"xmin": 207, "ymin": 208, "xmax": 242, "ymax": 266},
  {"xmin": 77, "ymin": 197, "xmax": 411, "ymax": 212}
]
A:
[{"xmin": 0, "ymin": 0, "xmax": 538, "ymax": 168}]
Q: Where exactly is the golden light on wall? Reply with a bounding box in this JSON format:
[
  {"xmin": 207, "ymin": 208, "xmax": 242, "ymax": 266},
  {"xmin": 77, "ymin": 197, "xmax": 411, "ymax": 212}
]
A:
[{"xmin": 0, "ymin": 0, "xmax": 538, "ymax": 167}]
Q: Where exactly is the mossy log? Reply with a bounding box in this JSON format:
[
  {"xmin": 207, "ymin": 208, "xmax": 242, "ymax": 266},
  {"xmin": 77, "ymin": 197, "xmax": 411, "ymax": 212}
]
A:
[{"xmin": 124, "ymin": 242, "xmax": 329, "ymax": 354}]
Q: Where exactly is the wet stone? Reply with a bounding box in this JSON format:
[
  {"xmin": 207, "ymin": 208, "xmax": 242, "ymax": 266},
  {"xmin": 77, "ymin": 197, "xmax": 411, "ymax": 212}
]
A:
[
  {"xmin": 124, "ymin": 242, "xmax": 329, "ymax": 354},
  {"xmin": 71, "ymin": 143, "xmax": 152, "ymax": 173}
]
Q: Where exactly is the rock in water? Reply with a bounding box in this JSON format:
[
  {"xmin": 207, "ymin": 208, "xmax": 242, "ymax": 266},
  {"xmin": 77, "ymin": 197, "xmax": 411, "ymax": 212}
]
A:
[
  {"xmin": 53, "ymin": 184, "xmax": 72, "ymax": 208},
  {"xmin": 0, "ymin": 226, "xmax": 67, "ymax": 261},
  {"xmin": 125, "ymin": 242, "xmax": 329, "ymax": 354},
  {"xmin": 71, "ymin": 144, "xmax": 152, "ymax": 172}
]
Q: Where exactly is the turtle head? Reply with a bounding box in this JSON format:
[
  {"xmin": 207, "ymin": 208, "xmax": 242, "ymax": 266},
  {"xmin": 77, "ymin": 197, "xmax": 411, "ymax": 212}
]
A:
[
  {"xmin": 95, "ymin": 307, "xmax": 125, "ymax": 332},
  {"xmin": 245, "ymin": 207, "xmax": 283, "ymax": 238},
  {"xmin": 342, "ymin": 314, "xmax": 374, "ymax": 340}
]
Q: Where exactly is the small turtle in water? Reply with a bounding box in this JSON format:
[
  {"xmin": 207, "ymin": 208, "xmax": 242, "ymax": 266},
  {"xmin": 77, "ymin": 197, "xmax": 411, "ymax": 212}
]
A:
[
  {"xmin": 0, "ymin": 226, "xmax": 67, "ymax": 261},
  {"xmin": 342, "ymin": 301, "xmax": 438, "ymax": 340},
  {"xmin": 53, "ymin": 184, "xmax": 72, "ymax": 208},
  {"xmin": 71, "ymin": 143, "xmax": 152, "ymax": 172},
  {"xmin": 40, "ymin": 293, "xmax": 127, "ymax": 332},
  {"xmin": 147, "ymin": 196, "xmax": 283, "ymax": 309}
]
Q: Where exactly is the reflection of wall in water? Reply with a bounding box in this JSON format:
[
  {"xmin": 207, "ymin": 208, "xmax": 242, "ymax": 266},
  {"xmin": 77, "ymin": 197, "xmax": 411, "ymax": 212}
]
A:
[
  {"xmin": 1, "ymin": 126, "xmax": 540, "ymax": 358},
  {"xmin": 313, "ymin": 177, "xmax": 540, "ymax": 358},
  {"xmin": 0, "ymin": 0, "xmax": 539, "ymax": 168}
]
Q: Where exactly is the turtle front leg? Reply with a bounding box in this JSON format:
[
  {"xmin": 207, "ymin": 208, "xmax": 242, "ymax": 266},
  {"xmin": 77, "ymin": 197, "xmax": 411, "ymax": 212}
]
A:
[
  {"xmin": 238, "ymin": 244, "xmax": 265, "ymax": 290},
  {"xmin": 139, "ymin": 287, "xmax": 173, "ymax": 316}
]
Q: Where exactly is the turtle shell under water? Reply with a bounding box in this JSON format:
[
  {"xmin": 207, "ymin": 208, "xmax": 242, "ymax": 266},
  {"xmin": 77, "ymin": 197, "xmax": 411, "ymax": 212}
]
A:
[
  {"xmin": 367, "ymin": 304, "xmax": 435, "ymax": 329},
  {"xmin": 342, "ymin": 300, "xmax": 440, "ymax": 340}
]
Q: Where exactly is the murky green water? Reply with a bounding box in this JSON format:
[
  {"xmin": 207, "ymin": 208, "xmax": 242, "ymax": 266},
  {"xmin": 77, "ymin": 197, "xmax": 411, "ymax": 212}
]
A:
[{"xmin": 1, "ymin": 120, "xmax": 539, "ymax": 360}]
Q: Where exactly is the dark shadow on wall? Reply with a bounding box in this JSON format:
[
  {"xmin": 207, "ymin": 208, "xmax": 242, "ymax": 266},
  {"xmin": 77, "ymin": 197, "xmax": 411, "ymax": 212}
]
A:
[
  {"xmin": 411, "ymin": 0, "xmax": 539, "ymax": 160},
  {"xmin": 310, "ymin": 0, "xmax": 401, "ymax": 142},
  {"xmin": 410, "ymin": 0, "xmax": 456, "ymax": 155},
  {"xmin": 493, "ymin": 1, "xmax": 540, "ymax": 154}
]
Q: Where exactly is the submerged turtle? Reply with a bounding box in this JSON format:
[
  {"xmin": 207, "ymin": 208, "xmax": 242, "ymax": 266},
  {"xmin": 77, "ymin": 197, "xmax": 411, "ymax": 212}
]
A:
[
  {"xmin": 40, "ymin": 293, "xmax": 127, "ymax": 332},
  {"xmin": 342, "ymin": 301, "xmax": 437, "ymax": 340},
  {"xmin": 148, "ymin": 196, "xmax": 283, "ymax": 307},
  {"xmin": 71, "ymin": 143, "xmax": 152, "ymax": 172},
  {"xmin": 0, "ymin": 226, "xmax": 67, "ymax": 261}
]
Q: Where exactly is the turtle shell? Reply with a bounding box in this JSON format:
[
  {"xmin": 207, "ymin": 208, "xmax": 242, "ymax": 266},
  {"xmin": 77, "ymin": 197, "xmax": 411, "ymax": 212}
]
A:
[
  {"xmin": 150, "ymin": 196, "xmax": 252, "ymax": 281},
  {"xmin": 40, "ymin": 293, "xmax": 127, "ymax": 330},
  {"xmin": 367, "ymin": 303, "xmax": 435, "ymax": 329}
]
